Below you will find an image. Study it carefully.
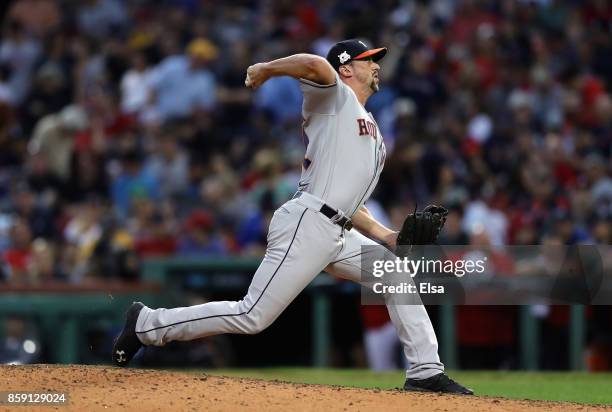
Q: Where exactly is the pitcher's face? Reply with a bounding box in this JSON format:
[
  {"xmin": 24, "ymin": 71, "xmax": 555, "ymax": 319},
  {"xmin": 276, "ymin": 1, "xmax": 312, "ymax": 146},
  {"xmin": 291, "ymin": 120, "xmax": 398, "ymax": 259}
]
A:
[{"xmin": 352, "ymin": 58, "xmax": 380, "ymax": 93}]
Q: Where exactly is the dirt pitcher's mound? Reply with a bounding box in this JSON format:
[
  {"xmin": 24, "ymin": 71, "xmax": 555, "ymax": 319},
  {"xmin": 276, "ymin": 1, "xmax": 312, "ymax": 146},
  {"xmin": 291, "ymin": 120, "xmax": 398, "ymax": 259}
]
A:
[{"xmin": 0, "ymin": 365, "xmax": 608, "ymax": 412}]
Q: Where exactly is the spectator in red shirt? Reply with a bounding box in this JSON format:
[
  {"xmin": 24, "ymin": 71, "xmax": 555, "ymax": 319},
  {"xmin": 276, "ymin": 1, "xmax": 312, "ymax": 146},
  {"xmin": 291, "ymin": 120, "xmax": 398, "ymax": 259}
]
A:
[{"xmin": 2, "ymin": 217, "xmax": 33, "ymax": 283}]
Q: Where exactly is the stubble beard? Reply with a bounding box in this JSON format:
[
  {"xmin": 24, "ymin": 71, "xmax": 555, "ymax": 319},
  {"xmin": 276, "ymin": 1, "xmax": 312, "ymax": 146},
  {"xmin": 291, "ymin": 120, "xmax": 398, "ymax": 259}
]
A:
[
  {"xmin": 370, "ymin": 79, "xmax": 379, "ymax": 93},
  {"xmin": 356, "ymin": 69, "xmax": 379, "ymax": 96}
]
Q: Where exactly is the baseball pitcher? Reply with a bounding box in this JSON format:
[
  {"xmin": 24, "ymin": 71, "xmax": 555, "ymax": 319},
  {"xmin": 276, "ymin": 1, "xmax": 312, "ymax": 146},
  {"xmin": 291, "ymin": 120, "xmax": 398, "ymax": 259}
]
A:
[{"xmin": 113, "ymin": 39, "xmax": 472, "ymax": 395}]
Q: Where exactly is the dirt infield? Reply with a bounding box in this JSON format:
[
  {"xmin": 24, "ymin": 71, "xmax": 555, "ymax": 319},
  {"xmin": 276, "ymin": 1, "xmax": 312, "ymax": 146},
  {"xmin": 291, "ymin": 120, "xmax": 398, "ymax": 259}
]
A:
[{"xmin": 0, "ymin": 365, "xmax": 609, "ymax": 412}]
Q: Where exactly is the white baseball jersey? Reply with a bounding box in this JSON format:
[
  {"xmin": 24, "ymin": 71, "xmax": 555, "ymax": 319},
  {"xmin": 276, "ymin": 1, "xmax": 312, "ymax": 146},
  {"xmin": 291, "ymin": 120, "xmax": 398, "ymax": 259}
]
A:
[{"xmin": 298, "ymin": 72, "xmax": 386, "ymax": 217}]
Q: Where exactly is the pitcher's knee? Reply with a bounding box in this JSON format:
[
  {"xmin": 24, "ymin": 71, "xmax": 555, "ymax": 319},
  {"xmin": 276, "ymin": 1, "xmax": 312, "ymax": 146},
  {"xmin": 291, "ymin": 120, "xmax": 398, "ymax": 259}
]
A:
[{"xmin": 241, "ymin": 313, "xmax": 274, "ymax": 335}]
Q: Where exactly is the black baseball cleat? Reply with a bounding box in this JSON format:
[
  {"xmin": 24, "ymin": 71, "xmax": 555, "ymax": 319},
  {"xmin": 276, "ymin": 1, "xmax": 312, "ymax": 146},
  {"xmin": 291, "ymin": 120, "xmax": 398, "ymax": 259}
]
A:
[
  {"xmin": 404, "ymin": 373, "xmax": 474, "ymax": 395},
  {"xmin": 112, "ymin": 302, "xmax": 145, "ymax": 367}
]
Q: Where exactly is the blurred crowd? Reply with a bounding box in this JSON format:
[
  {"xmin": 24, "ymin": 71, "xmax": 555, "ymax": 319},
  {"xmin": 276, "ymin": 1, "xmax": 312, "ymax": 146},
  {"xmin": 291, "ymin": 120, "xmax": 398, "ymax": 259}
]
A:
[
  {"xmin": 0, "ymin": 0, "xmax": 611, "ymax": 367},
  {"xmin": 1, "ymin": 0, "xmax": 611, "ymax": 284}
]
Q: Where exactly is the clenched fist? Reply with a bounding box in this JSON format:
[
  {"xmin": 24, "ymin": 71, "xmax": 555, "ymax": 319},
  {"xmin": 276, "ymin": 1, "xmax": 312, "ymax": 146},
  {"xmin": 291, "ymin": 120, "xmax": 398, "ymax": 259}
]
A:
[{"xmin": 244, "ymin": 63, "xmax": 269, "ymax": 89}]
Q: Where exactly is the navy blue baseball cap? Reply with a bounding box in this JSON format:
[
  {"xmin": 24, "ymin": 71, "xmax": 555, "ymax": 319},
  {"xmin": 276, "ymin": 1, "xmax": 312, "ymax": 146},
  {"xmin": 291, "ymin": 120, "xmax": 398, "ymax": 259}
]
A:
[{"xmin": 326, "ymin": 39, "xmax": 387, "ymax": 72}]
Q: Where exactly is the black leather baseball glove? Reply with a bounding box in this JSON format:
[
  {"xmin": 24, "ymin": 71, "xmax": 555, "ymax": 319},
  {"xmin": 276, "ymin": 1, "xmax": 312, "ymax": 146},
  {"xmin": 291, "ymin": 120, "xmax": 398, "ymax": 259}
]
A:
[{"xmin": 396, "ymin": 204, "xmax": 449, "ymax": 246}]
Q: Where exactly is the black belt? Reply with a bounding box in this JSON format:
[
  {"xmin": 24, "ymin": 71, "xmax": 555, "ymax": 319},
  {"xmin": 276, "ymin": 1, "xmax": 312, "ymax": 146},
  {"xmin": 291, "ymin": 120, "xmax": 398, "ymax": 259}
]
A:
[
  {"xmin": 293, "ymin": 192, "xmax": 352, "ymax": 231},
  {"xmin": 320, "ymin": 204, "xmax": 353, "ymax": 231}
]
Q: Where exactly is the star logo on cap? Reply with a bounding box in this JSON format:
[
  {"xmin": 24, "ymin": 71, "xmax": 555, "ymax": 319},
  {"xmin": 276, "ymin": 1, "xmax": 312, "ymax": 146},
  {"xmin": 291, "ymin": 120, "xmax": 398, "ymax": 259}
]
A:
[{"xmin": 338, "ymin": 51, "xmax": 351, "ymax": 64}]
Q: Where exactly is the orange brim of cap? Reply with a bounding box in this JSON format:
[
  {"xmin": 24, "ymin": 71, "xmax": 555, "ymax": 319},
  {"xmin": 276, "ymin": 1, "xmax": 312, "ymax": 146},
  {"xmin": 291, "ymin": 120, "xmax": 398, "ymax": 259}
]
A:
[{"xmin": 354, "ymin": 47, "xmax": 387, "ymax": 61}]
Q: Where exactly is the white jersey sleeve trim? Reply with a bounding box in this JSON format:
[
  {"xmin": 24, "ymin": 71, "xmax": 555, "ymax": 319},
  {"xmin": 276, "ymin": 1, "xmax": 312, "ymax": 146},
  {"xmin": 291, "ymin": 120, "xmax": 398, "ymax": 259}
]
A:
[{"xmin": 298, "ymin": 78, "xmax": 337, "ymax": 88}]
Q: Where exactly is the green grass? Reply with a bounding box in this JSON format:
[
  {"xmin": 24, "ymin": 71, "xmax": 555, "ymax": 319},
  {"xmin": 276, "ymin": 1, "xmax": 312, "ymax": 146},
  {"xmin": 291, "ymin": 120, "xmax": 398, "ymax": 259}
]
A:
[{"xmin": 203, "ymin": 368, "xmax": 612, "ymax": 405}]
